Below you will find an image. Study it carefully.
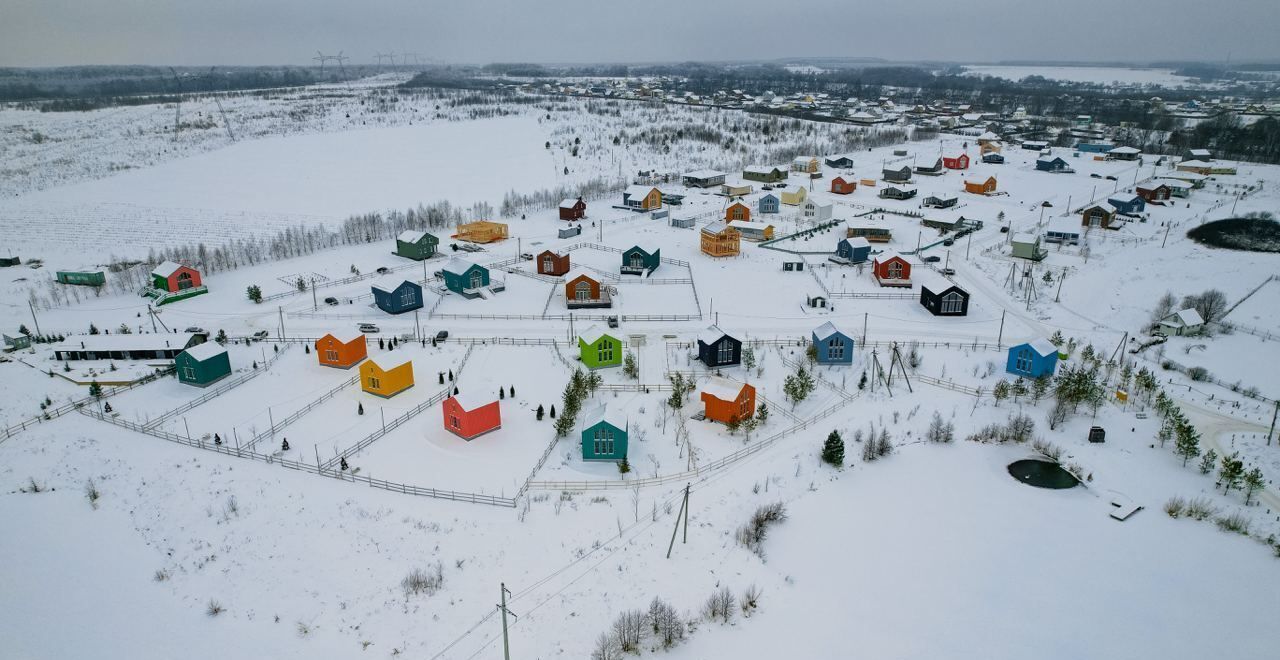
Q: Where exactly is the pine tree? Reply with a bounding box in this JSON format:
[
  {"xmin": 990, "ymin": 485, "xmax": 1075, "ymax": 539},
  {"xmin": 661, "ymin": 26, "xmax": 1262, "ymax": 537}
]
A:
[
  {"xmin": 858, "ymin": 371, "xmax": 867, "ymax": 390},
  {"xmin": 1011, "ymin": 377, "xmax": 1027, "ymax": 403},
  {"xmin": 358, "ymin": 402, "xmax": 364, "ymax": 415},
  {"xmin": 1198, "ymin": 448, "xmax": 1217, "ymax": 475},
  {"xmin": 1173, "ymin": 421, "xmax": 1200, "ymax": 467},
  {"xmin": 1218, "ymin": 452, "xmax": 1244, "ymax": 494},
  {"xmin": 993, "ymin": 380, "xmax": 1010, "ymax": 406},
  {"xmin": 509, "ymin": 385, "xmax": 515, "ymax": 398},
  {"xmin": 448, "ymin": 369, "xmax": 454, "ymax": 381},
  {"xmin": 379, "ymin": 338, "xmax": 385, "ymax": 349},
  {"xmin": 88, "ymin": 381, "xmax": 102, "ymax": 399},
  {"xmin": 453, "ymin": 386, "xmax": 459, "ymax": 395},
  {"xmin": 618, "ymin": 457, "xmax": 631, "ymax": 474},
  {"xmin": 623, "ymin": 351, "xmax": 639, "ymax": 379},
  {"xmin": 499, "ymin": 388, "xmax": 505, "ymax": 400},
  {"xmin": 550, "ymin": 404, "xmax": 556, "ymax": 418},
  {"xmin": 1031, "ymin": 376, "xmax": 1050, "ymax": 404},
  {"xmin": 439, "ymin": 372, "xmax": 445, "ymax": 384},
  {"xmin": 246, "ymin": 285, "xmax": 262, "ymax": 303},
  {"xmin": 536, "ymin": 404, "xmax": 545, "ymax": 421},
  {"xmin": 756, "ymin": 401, "xmax": 769, "ymax": 424},
  {"xmin": 742, "ymin": 346, "xmax": 757, "ymax": 371},
  {"xmin": 1243, "ymin": 466, "xmax": 1266, "ymax": 505},
  {"xmin": 282, "ymin": 438, "xmax": 290, "ymax": 451},
  {"xmin": 821, "ymin": 430, "xmax": 845, "ymax": 466}
]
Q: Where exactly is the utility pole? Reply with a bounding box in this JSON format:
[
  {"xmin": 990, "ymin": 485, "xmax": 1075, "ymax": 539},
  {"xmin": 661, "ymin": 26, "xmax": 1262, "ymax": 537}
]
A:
[
  {"xmin": 414, "ymin": 309, "xmax": 421, "ymax": 340},
  {"xmin": 1162, "ymin": 223, "xmax": 1171, "ymax": 248},
  {"xmin": 666, "ymin": 483, "xmax": 691, "ymax": 558},
  {"xmin": 1268, "ymin": 400, "xmax": 1278, "ymax": 446},
  {"xmin": 147, "ymin": 304, "xmax": 157, "ymax": 333},
  {"xmin": 278, "ymin": 306, "xmax": 285, "ymax": 340},
  {"xmin": 965, "ymin": 230, "xmax": 973, "ymax": 259},
  {"xmin": 311, "ymin": 278, "xmax": 317, "ymax": 310},
  {"xmin": 862, "ymin": 312, "xmax": 868, "ymax": 344},
  {"xmin": 498, "ymin": 583, "xmax": 517, "ymax": 660},
  {"xmin": 1055, "ymin": 269, "xmax": 1066, "ymax": 302},
  {"xmin": 28, "ymin": 301, "xmax": 41, "ymax": 336},
  {"xmin": 997, "ymin": 309, "xmax": 1006, "ymax": 347}
]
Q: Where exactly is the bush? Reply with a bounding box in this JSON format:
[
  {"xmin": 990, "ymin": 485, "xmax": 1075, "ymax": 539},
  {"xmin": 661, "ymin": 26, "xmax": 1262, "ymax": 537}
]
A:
[
  {"xmin": 1185, "ymin": 497, "xmax": 1218, "ymax": 521},
  {"xmin": 1163, "ymin": 496, "xmax": 1186, "ymax": 518},
  {"xmin": 401, "ymin": 562, "xmax": 444, "ymax": 597},
  {"xmin": 206, "ymin": 600, "xmax": 224, "ymax": 617},
  {"xmin": 85, "ymin": 479, "xmax": 100, "ymax": 509},
  {"xmin": 646, "ymin": 597, "xmax": 686, "ymax": 648},
  {"xmin": 736, "ymin": 502, "xmax": 787, "ymax": 558},
  {"xmin": 703, "ymin": 586, "xmax": 735, "ymax": 623},
  {"xmin": 1215, "ymin": 512, "xmax": 1251, "ymax": 535},
  {"xmin": 1186, "ymin": 366, "xmax": 1210, "ymax": 382}
]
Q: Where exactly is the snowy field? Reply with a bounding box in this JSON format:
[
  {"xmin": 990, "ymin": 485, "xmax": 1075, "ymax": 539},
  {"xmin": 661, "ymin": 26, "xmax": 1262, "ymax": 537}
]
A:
[
  {"xmin": 3, "ymin": 78, "xmax": 1280, "ymax": 660},
  {"xmin": 962, "ymin": 65, "xmax": 1202, "ymax": 87}
]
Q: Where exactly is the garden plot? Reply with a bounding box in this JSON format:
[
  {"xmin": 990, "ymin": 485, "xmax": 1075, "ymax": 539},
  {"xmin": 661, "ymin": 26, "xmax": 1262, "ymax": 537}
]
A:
[
  {"xmin": 431, "ymin": 275, "xmax": 552, "ymax": 317},
  {"xmin": 1225, "ymin": 277, "xmax": 1280, "ymax": 333},
  {"xmin": 0, "ymin": 358, "xmax": 91, "ymax": 428},
  {"xmin": 1158, "ymin": 332, "xmax": 1277, "ymax": 395},
  {"xmin": 257, "ymin": 342, "xmax": 470, "ymax": 462},
  {"xmin": 341, "ymin": 345, "xmax": 570, "ymax": 494},
  {"xmin": 611, "ymin": 282, "xmax": 700, "ymax": 318}
]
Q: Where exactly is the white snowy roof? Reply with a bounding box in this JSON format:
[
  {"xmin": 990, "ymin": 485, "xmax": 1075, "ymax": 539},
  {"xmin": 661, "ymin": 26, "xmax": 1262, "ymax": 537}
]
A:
[
  {"xmin": 1179, "ymin": 159, "xmax": 1212, "ymax": 168},
  {"xmin": 582, "ymin": 403, "xmax": 627, "ymax": 430},
  {"xmin": 684, "ymin": 169, "xmax": 725, "ymax": 179},
  {"xmin": 803, "ymin": 200, "xmax": 833, "ymax": 210},
  {"xmin": 792, "ymin": 156, "xmax": 816, "ymax": 165},
  {"xmin": 1108, "ymin": 146, "xmax": 1141, "ymax": 155},
  {"xmin": 721, "ymin": 179, "xmax": 752, "ymax": 189},
  {"xmin": 181, "ymin": 341, "xmax": 227, "ymax": 362},
  {"xmin": 732, "ymin": 221, "xmax": 773, "ymax": 231},
  {"xmin": 701, "ymin": 376, "xmax": 747, "ymax": 402},
  {"xmin": 323, "ymin": 329, "xmax": 365, "ymax": 345},
  {"xmin": 450, "ymin": 389, "xmax": 497, "ymax": 411},
  {"xmin": 1164, "ymin": 309, "xmax": 1204, "ymax": 327},
  {"xmin": 371, "ymin": 275, "xmax": 413, "ymax": 294},
  {"xmin": 625, "ymin": 185, "xmax": 657, "ymax": 198},
  {"xmin": 559, "ymin": 198, "xmax": 582, "ymax": 209},
  {"xmin": 397, "ymin": 229, "xmax": 427, "ymax": 243},
  {"xmin": 744, "ymin": 165, "xmax": 779, "ymax": 175},
  {"xmin": 442, "ymin": 256, "xmax": 480, "ymax": 277},
  {"xmin": 56, "ymin": 332, "xmax": 200, "ymax": 353},
  {"xmin": 151, "ymin": 260, "xmax": 184, "ymax": 278},
  {"xmin": 1162, "ymin": 171, "xmax": 1207, "ymax": 182},
  {"xmin": 874, "ymin": 250, "xmax": 907, "ymax": 263},
  {"xmin": 1045, "ymin": 216, "xmax": 1082, "ymax": 234},
  {"xmin": 563, "ymin": 268, "xmax": 596, "ymax": 283},
  {"xmin": 1011, "ymin": 232, "xmax": 1038, "ymax": 244},
  {"xmin": 844, "ymin": 236, "xmax": 870, "ymax": 248},
  {"xmin": 1188, "ymin": 148, "xmax": 1211, "ymax": 156},
  {"xmin": 702, "ymin": 221, "xmax": 732, "ymax": 235},
  {"xmin": 1155, "ymin": 178, "xmax": 1193, "ymax": 189},
  {"xmin": 368, "ymin": 352, "xmax": 413, "ymax": 372},
  {"xmin": 697, "ymin": 324, "xmax": 731, "ymax": 345},
  {"xmin": 1036, "ymin": 156, "xmax": 1063, "ymax": 164},
  {"xmin": 812, "ymin": 321, "xmax": 845, "ymax": 341},
  {"xmin": 1025, "ymin": 338, "xmax": 1058, "ymax": 357},
  {"xmin": 579, "ymin": 324, "xmax": 611, "ymax": 345},
  {"xmin": 978, "ymin": 131, "xmax": 999, "ymax": 140}
]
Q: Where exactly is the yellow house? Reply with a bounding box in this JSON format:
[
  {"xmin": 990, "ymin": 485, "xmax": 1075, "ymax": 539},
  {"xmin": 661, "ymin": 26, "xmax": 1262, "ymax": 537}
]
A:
[
  {"xmin": 700, "ymin": 222, "xmax": 741, "ymax": 257},
  {"xmin": 780, "ymin": 186, "xmax": 808, "ymax": 206},
  {"xmin": 360, "ymin": 353, "xmax": 414, "ymax": 398},
  {"xmin": 452, "ymin": 220, "xmax": 509, "ymax": 244},
  {"xmin": 623, "ymin": 185, "xmax": 663, "ymax": 211}
]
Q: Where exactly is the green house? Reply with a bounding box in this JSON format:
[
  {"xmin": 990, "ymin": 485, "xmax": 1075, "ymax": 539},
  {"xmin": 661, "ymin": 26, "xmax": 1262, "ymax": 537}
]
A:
[
  {"xmin": 56, "ymin": 270, "xmax": 106, "ymax": 286},
  {"xmin": 395, "ymin": 230, "xmax": 439, "ymax": 260},
  {"xmin": 581, "ymin": 404, "xmax": 628, "ymax": 461},
  {"xmin": 441, "ymin": 257, "xmax": 490, "ymax": 297},
  {"xmin": 578, "ymin": 326, "xmax": 622, "ymax": 369},
  {"xmin": 175, "ymin": 342, "xmax": 232, "ymax": 387},
  {"xmin": 3, "ymin": 332, "xmax": 31, "ymax": 351}
]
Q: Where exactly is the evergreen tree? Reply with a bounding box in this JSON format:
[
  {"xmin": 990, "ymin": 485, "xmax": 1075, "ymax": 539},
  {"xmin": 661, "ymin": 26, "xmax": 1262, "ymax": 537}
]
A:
[
  {"xmin": 1218, "ymin": 452, "xmax": 1245, "ymax": 494},
  {"xmin": 499, "ymin": 388, "xmax": 505, "ymax": 400},
  {"xmin": 453, "ymin": 386, "xmax": 459, "ymax": 395},
  {"xmin": 1011, "ymin": 377, "xmax": 1028, "ymax": 403},
  {"xmin": 89, "ymin": 323, "xmax": 99, "ymax": 335},
  {"xmin": 340, "ymin": 457, "xmax": 349, "ymax": 471},
  {"xmin": 756, "ymin": 401, "xmax": 769, "ymax": 424},
  {"xmin": 536, "ymin": 404, "xmax": 545, "ymax": 421},
  {"xmin": 1031, "ymin": 376, "xmax": 1051, "ymax": 404},
  {"xmin": 1048, "ymin": 330, "xmax": 1064, "ymax": 347},
  {"xmin": 858, "ymin": 371, "xmax": 867, "ymax": 390},
  {"xmin": 623, "ymin": 351, "xmax": 639, "ymax": 379},
  {"xmin": 448, "ymin": 369, "xmax": 454, "ymax": 381},
  {"xmin": 246, "ymin": 284, "xmax": 263, "ymax": 303},
  {"xmin": 358, "ymin": 402, "xmax": 364, "ymax": 415},
  {"xmin": 88, "ymin": 381, "xmax": 102, "ymax": 399},
  {"xmin": 215, "ymin": 329, "xmax": 228, "ymax": 344},
  {"xmin": 618, "ymin": 457, "xmax": 631, "ymax": 474},
  {"xmin": 378, "ymin": 338, "xmax": 385, "ymax": 349},
  {"xmin": 742, "ymin": 346, "xmax": 757, "ymax": 371},
  {"xmin": 282, "ymin": 438, "xmax": 290, "ymax": 451},
  {"xmin": 509, "ymin": 385, "xmax": 515, "ymax": 398},
  {"xmin": 993, "ymin": 380, "xmax": 1010, "ymax": 406},
  {"xmin": 1173, "ymin": 421, "xmax": 1201, "ymax": 467},
  {"xmin": 821, "ymin": 430, "xmax": 845, "ymax": 466},
  {"xmin": 550, "ymin": 404, "xmax": 556, "ymax": 418},
  {"xmin": 1198, "ymin": 448, "xmax": 1217, "ymax": 475},
  {"xmin": 439, "ymin": 372, "xmax": 445, "ymax": 384},
  {"xmin": 1243, "ymin": 466, "xmax": 1266, "ymax": 505}
]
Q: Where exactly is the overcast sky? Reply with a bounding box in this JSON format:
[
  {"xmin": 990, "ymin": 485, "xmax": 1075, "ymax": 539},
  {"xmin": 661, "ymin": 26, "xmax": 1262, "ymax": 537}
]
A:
[{"xmin": 2, "ymin": 0, "xmax": 1277, "ymax": 68}]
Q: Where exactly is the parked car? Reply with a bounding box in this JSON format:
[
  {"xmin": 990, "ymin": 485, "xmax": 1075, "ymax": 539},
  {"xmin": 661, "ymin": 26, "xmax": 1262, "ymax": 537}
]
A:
[
  {"xmin": 358, "ymin": 323, "xmax": 380, "ymax": 333},
  {"xmin": 1105, "ymin": 175, "xmax": 1118, "ymax": 181},
  {"xmin": 520, "ymin": 253, "xmax": 534, "ymax": 261},
  {"xmin": 1000, "ymin": 226, "xmax": 1010, "ymax": 233},
  {"xmin": 1090, "ymin": 173, "xmax": 1102, "ymax": 179},
  {"xmin": 942, "ymin": 239, "xmax": 954, "ymax": 246},
  {"xmin": 324, "ymin": 296, "xmax": 339, "ymax": 306},
  {"xmin": 376, "ymin": 266, "xmax": 390, "ymax": 274},
  {"xmin": 1041, "ymin": 201, "xmax": 1053, "ymax": 207},
  {"xmin": 251, "ymin": 330, "xmax": 270, "ymax": 341},
  {"xmin": 607, "ymin": 316, "xmax": 619, "ymax": 329},
  {"xmin": 761, "ymin": 185, "xmax": 773, "ymax": 191},
  {"xmin": 924, "ymin": 255, "xmax": 941, "ymax": 263},
  {"xmin": 941, "ymin": 268, "xmax": 956, "ymax": 276},
  {"xmin": 184, "ymin": 326, "xmax": 206, "ymax": 334},
  {"xmin": 435, "ymin": 330, "xmax": 449, "ymax": 341}
]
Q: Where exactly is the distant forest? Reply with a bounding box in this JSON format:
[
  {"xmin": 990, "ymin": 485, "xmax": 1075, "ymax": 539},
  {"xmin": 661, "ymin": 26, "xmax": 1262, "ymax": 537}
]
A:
[{"xmin": 0, "ymin": 65, "xmax": 332, "ymax": 110}]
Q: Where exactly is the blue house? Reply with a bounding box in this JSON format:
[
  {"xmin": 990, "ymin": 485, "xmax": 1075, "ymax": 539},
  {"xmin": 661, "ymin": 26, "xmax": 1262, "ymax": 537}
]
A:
[
  {"xmin": 697, "ymin": 325, "xmax": 741, "ymax": 368},
  {"xmin": 620, "ymin": 246, "xmax": 661, "ymax": 275},
  {"xmin": 581, "ymin": 404, "xmax": 628, "ymax": 462},
  {"xmin": 1035, "ymin": 156, "xmax": 1072, "ymax": 173},
  {"xmin": 835, "ymin": 237, "xmax": 871, "ymax": 263},
  {"xmin": 812, "ymin": 322, "xmax": 854, "ymax": 365},
  {"xmin": 982, "ymin": 152, "xmax": 1005, "ymax": 164},
  {"xmin": 1006, "ymin": 338, "xmax": 1059, "ymax": 378},
  {"xmin": 758, "ymin": 193, "xmax": 780, "ymax": 215},
  {"xmin": 1076, "ymin": 142, "xmax": 1114, "ymax": 153},
  {"xmin": 441, "ymin": 257, "xmax": 490, "ymax": 297},
  {"xmin": 371, "ymin": 277, "xmax": 424, "ymax": 314},
  {"xmin": 1107, "ymin": 194, "xmax": 1146, "ymax": 215}
]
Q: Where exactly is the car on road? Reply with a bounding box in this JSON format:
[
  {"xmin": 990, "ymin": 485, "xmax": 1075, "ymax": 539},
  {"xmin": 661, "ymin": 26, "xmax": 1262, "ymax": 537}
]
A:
[
  {"xmin": 943, "ymin": 239, "xmax": 954, "ymax": 246},
  {"xmin": 924, "ymin": 255, "xmax": 941, "ymax": 263},
  {"xmin": 376, "ymin": 266, "xmax": 390, "ymax": 274},
  {"xmin": 941, "ymin": 268, "xmax": 956, "ymax": 276},
  {"xmin": 1090, "ymin": 173, "xmax": 1102, "ymax": 179},
  {"xmin": 1000, "ymin": 226, "xmax": 1010, "ymax": 233},
  {"xmin": 1105, "ymin": 175, "xmax": 1118, "ymax": 181},
  {"xmin": 324, "ymin": 296, "xmax": 339, "ymax": 306},
  {"xmin": 435, "ymin": 330, "xmax": 449, "ymax": 341},
  {"xmin": 607, "ymin": 316, "xmax": 619, "ymax": 329},
  {"xmin": 520, "ymin": 253, "xmax": 534, "ymax": 261},
  {"xmin": 252, "ymin": 330, "xmax": 270, "ymax": 341},
  {"xmin": 184, "ymin": 326, "xmax": 206, "ymax": 334},
  {"xmin": 358, "ymin": 323, "xmax": 380, "ymax": 333}
]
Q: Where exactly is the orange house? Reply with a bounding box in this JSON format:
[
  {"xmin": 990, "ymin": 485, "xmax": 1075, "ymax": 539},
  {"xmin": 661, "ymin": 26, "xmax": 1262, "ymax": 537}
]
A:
[
  {"xmin": 872, "ymin": 252, "xmax": 912, "ymax": 288},
  {"xmin": 964, "ymin": 176, "xmax": 997, "ymax": 195},
  {"xmin": 315, "ymin": 330, "xmax": 368, "ymax": 369},
  {"xmin": 725, "ymin": 202, "xmax": 751, "ymax": 222},
  {"xmin": 831, "ymin": 176, "xmax": 857, "ymax": 194},
  {"xmin": 700, "ymin": 376, "xmax": 756, "ymax": 424},
  {"xmin": 452, "ymin": 220, "xmax": 509, "ymax": 244},
  {"xmin": 442, "ymin": 391, "xmax": 502, "ymax": 440},
  {"xmin": 537, "ymin": 250, "xmax": 570, "ymax": 276}
]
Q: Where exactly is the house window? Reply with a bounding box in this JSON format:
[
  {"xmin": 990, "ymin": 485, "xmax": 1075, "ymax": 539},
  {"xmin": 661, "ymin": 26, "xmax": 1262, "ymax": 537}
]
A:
[
  {"xmin": 717, "ymin": 340, "xmax": 733, "ymax": 363},
  {"xmin": 176, "ymin": 272, "xmax": 193, "ymax": 290},
  {"xmin": 739, "ymin": 397, "xmax": 751, "ymax": 416},
  {"xmin": 575, "ymin": 281, "xmax": 592, "ymax": 301},
  {"xmin": 1015, "ymin": 349, "xmax": 1032, "ymax": 373},
  {"xmin": 182, "ymin": 366, "xmax": 196, "ymax": 380},
  {"xmin": 450, "ymin": 415, "xmax": 461, "ymax": 429},
  {"xmin": 941, "ymin": 292, "xmax": 964, "ymax": 314},
  {"xmin": 827, "ymin": 338, "xmax": 845, "ymax": 360},
  {"xmin": 469, "ymin": 271, "xmax": 483, "ymax": 290},
  {"xmin": 542, "ymin": 257, "xmax": 553, "ymax": 272},
  {"xmin": 369, "ymin": 376, "xmax": 381, "ymax": 390},
  {"xmin": 593, "ymin": 427, "xmax": 615, "ymax": 456},
  {"xmin": 598, "ymin": 340, "xmax": 614, "ymax": 363},
  {"xmin": 399, "ymin": 288, "xmax": 417, "ymax": 306},
  {"xmin": 887, "ymin": 262, "xmax": 904, "ymax": 279},
  {"xmin": 1089, "ymin": 213, "xmax": 1101, "ymax": 227},
  {"xmin": 629, "ymin": 253, "xmax": 644, "ymax": 269},
  {"xmin": 325, "ymin": 349, "xmax": 339, "ymax": 362}
]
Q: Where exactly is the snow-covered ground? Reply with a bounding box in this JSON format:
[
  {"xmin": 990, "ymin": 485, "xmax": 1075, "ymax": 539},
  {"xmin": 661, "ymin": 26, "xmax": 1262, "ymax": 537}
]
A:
[
  {"xmin": 962, "ymin": 65, "xmax": 1202, "ymax": 88},
  {"xmin": 3, "ymin": 79, "xmax": 1280, "ymax": 660}
]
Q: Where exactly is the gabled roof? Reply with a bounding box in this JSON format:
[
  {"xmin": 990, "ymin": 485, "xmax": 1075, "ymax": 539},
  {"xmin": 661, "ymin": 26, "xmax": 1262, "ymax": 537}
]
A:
[
  {"xmin": 1108, "ymin": 194, "xmax": 1142, "ymax": 204},
  {"xmin": 684, "ymin": 169, "xmax": 725, "ymax": 179},
  {"xmin": 624, "ymin": 185, "xmax": 658, "ymax": 198},
  {"xmin": 874, "ymin": 250, "xmax": 907, "ymax": 263},
  {"xmin": 843, "ymin": 236, "xmax": 870, "ymax": 249},
  {"xmin": 182, "ymin": 341, "xmax": 227, "ymax": 362},
  {"xmin": 697, "ymin": 324, "xmax": 734, "ymax": 346},
  {"xmin": 151, "ymin": 260, "xmax": 186, "ymax": 278},
  {"xmin": 1022, "ymin": 338, "xmax": 1058, "ymax": 357},
  {"xmin": 449, "ymin": 389, "xmax": 496, "ymax": 412},
  {"xmin": 744, "ymin": 165, "xmax": 781, "ymax": 175},
  {"xmin": 397, "ymin": 229, "xmax": 429, "ymax": 244},
  {"xmin": 732, "ymin": 221, "xmax": 773, "ymax": 231},
  {"xmin": 442, "ymin": 257, "xmax": 482, "ymax": 277},
  {"xmin": 579, "ymin": 324, "xmax": 614, "ymax": 345},
  {"xmin": 322, "ymin": 329, "xmax": 366, "ymax": 345},
  {"xmin": 559, "ymin": 198, "xmax": 583, "ymax": 209},
  {"xmin": 812, "ymin": 321, "xmax": 846, "ymax": 341},
  {"xmin": 1164, "ymin": 308, "xmax": 1204, "ymax": 326},
  {"xmin": 701, "ymin": 376, "xmax": 747, "ymax": 402},
  {"xmin": 1108, "ymin": 146, "xmax": 1141, "ymax": 155},
  {"xmin": 54, "ymin": 332, "xmax": 200, "ymax": 353},
  {"xmin": 1178, "ymin": 159, "xmax": 1213, "ymax": 168},
  {"xmin": 371, "ymin": 275, "xmax": 414, "ymax": 294},
  {"xmin": 368, "ymin": 352, "xmax": 413, "ymax": 372},
  {"xmin": 702, "ymin": 221, "xmax": 733, "ymax": 236},
  {"xmin": 564, "ymin": 268, "xmax": 597, "ymax": 283},
  {"xmin": 582, "ymin": 403, "xmax": 627, "ymax": 431}
]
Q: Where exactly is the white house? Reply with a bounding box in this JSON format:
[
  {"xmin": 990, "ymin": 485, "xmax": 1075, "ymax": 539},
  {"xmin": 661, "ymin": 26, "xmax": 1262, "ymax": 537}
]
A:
[
  {"xmin": 1157, "ymin": 309, "xmax": 1204, "ymax": 336},
  {"xmin": 800, "ymin": 199, "xmax": 833, "ymax": 223}
]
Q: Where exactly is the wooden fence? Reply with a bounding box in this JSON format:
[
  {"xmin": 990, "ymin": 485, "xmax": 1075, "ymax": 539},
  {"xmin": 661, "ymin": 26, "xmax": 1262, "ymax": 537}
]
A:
[
  {"xmin": 141, "ymin": 344, "xmax": 292, "ymax": 430},
  {"xmin": 1, "ymin": 367, "xmax": 173, "ymax": 442}
]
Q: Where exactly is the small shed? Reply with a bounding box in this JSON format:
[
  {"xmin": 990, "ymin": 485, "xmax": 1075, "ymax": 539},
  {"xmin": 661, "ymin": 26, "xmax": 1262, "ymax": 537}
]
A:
[
  {"xmin": 360, "ymin": 353, "xmax": 414, "ymax": 398},
  {"xmin": 441, "ymin": 257, "xmax": 491, "ymax": 296},
  {"xmin": 879, "ymin": 186, "xmax": 917, "ymax": 200},
  {"xmin": 442, "ymin": 391, "xmax": 502, "ymax": 440},
  {"xmin": 175, "ymin": 342, "xmax": 232, "ymax": 388},
  {"xmin": 964, "ymin": 176, "xmax": 998, "ymax": 195},
  {"xmin": 315, "ymin": 330, "xmax": 367, "ymax": 369},
  {"xmin": 581, "ymin": 404, "xmax": 628, "ymax": 461},
  {"xmin": 395, "ymin": 230, "xmax": 439, "ymax": 260},
  {"xmin": 3, "ymin": 332, "xmax": 32, "ymax": 351},
  {"xmin": 733, "ymin": 221, "xmax": 774, "ymax": 242},
  {"xmin": 1011, "ymin": 233, "xmax": 1048, "ymax": 261},
  {"xmin": 670, "ymin": 215, "xmax": 696, "ymax": 229},
  {"xmin": 372, "ymin": 277, "xmax": 424, "ymax": 314},
  {"xmin": 923, "ymin": 195, "xmax": 958, "ymax": 209},
  {"xmin": 56, "ymin": 270, "xmax": 106, "ymax": 286},
  {"xmin": 697, "ymin": 325, "xmax": 742, "ymax": 368},
  {"xmin": 836, "ymin": 237, "xmax": 871, "ymax": 263},
  {"xmin": 558, "ymin": 224, "xmax": 583, "ymax": 239},
  {"xmin": 559, "ymin": 197, "xmax": 587, "ymax": 220},
  {"xmin": 1006, "ymin": 339, "xmax": 1059, "ymax": 378},
  {"xmin": 982, "ymin": 152, "xmax": 1005, "ymax": 164},
  {"xmin": 578, "ymin": 326, "xmax": 623, "ymax": 369},
  {"xmin": 720, "ymin": 180, "xmax": 754, "ymax": 197},
  {"xmin": 919, "ymin": 282, "xmax": 970, "ymax": 316},
  {"xmin": 830, "ymin": 176, "xmax": 857, "ymax": 194},
  {"xmin": 1156, "ymin": 309, "xmax": 1204, "ymax": 336},
  {"xmin": 758, "ymin": 193, "xmax": 781, "ymax": 214},
  {"xmin": 811, "ymin": 321, "xmax": 854, "ymax": 364},
  {"xmin": 620, "ymin": 246, "xmax": 661, "ymax": 275},
  {"xmin": 537, "ymin": 250, "xmax": 570, "ymax": 277},
  {"xmin": 700, "ymin": 377, "xmax": 756, "ymax": 424}
]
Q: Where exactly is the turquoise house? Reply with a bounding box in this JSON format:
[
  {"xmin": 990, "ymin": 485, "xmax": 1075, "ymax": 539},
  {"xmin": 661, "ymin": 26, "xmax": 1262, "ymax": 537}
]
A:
[
  {"xmin": 581, "ymin": 404, "xmax": 628, "ymax": 461},
  {"xmin": 812, "ymin": 321, "xmax": 854, "ymax": 365},
  {"xmin": 441, "ymin": 257, "xmax": 490, "ymax": 297},
  {"xmin": 620, "ymin": 246, "xmax": 660, "ymax": 276}
]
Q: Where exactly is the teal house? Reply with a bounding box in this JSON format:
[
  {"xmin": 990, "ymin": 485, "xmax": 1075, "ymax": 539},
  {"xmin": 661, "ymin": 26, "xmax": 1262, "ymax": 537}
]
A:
[
  {"xmin": 395, "ymin": 230, "xmax": 439, "ymax": 260},
  {"xmin": 441, "ymin": 257, "xmax": 490, "ymax": 297},
  {"xmin": 175, "ymin": 342, "xmax": 232, "ymax": 387},
  {"xmin": 620, "ymin": 246, "xmax": 661, "ymax": 276},
  {"xmin": 581, "ymin": 404, "xmax": 628, "ymax": 462}
]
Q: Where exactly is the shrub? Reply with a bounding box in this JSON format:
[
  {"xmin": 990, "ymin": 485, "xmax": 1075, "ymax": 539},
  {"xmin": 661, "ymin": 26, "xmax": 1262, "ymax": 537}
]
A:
[
  {"xmin": 1186, "ymin": 366, "xmax": 1210, "ymax": 382},
  {"xmin": 85, "ymin": 479, "xmax": 101, "ymax": 509},
  {"xmin": 646, "ymin": 597, "xmax": 685, "ymax": 648},
  {"xmin": 741, "ymin": 584, "xmax": 762, "ymax": 616},
  {"xmin": 1163, "ymin": 496, "xmax": 1186, "ymax": 518},
  {"xmin": 401, "ymin": 562, "xmax": 444, "ymax": 597},
  {"xmin": 206, "ymin": 600, "xmax": 224, "ymax": 617},
  {"xmin": 736, "ymin": 502, "xmax": 788, "ymax": 558},
  {"xmin": 703, "ymin": 586, "xmax": 735, "ymax": 623},
  {"xmin": 1185, "ymin": 497, "xmax": 1219, "ymax": 521},
  {"xmin": 1215, "ymin": 512, "xmax": 1251, "ymax": 535}
]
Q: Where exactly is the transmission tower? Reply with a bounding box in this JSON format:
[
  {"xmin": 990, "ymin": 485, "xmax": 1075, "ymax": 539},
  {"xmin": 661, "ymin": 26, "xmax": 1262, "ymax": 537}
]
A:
[
  {"xmin": 168, "ymin": 67, "xmax": 184, "ymax": 143},
  {"xmin": 199, "ymin": 68, "xmax": 236, "ymax": 142}
]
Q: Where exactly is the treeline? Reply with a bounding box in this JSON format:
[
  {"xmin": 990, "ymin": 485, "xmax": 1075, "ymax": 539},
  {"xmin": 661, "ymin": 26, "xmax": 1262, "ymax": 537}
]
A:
[{"xmin": 0, "ymin": 66, "xmax": 331, "ymax": 110}]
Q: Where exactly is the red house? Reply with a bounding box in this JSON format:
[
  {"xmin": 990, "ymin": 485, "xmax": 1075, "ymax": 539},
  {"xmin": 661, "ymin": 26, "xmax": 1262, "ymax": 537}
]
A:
[
  {"xmin": 537, "ymin": 250, "xmax": 570, "ymax": 276},
  {"xmin": 150, "ymin": 261, "xmax": 202, "ymax": 293},
  {"xmin": 559, "ymin": 197, "xmax": 587, "ymax": 220},
  {"xmin": 442, "ymin": 391, "xmax": 502, "ymax": 440},
  {"xmin": 943, "ymin": 153, "xmax": 969, "ymax": 170},
  {"xmin": 831, "ymin": 176, "xmax": 857, "ymax": 195},
  {"xmin": 872, "ymin": 252, "xmax": 912, "ymax": 288},
  {"xmin": 314, "ymin": 330, "xmax": 367, "ymax": 369},
  {"xmin": 700, "ymin": 376, "xmax": 756, "ymax": 425},
  {"xmin": 1136, "ymin": 183, "xmax": 1171, "ymax": 203}
]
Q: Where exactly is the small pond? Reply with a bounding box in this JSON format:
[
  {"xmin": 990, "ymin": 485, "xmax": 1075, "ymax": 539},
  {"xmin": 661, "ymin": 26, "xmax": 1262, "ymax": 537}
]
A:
[{"xmin": 1007, "ymin": 459, "xmax": 1079, "ymax": 489}]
